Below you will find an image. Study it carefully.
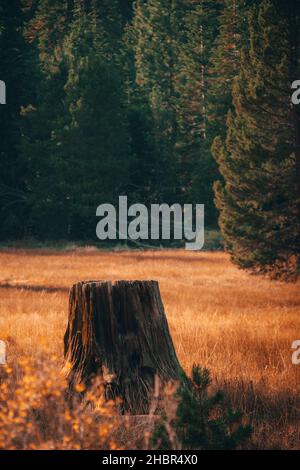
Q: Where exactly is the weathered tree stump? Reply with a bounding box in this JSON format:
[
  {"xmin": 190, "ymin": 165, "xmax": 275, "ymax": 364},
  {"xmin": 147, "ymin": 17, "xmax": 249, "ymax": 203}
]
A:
[{"xmin": 64, "ymin": 280, "xmax": 184, "ymax": 414}]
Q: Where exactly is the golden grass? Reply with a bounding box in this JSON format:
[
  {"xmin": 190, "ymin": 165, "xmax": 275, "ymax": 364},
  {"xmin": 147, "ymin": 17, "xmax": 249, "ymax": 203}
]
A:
[{"xmin": 0, "ymin": 248, "xmax": 300, "ymax": 449}]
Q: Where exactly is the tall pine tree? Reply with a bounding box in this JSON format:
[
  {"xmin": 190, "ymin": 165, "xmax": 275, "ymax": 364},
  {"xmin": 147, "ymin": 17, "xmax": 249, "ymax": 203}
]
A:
[
  {"xmin": 0, "ymin": 0, "xmax": 34, "ymax": 239},
  {"xmin": 130, "ymin": 0, "xmax": 222, "ymax": 222},
  {"xmin": 23, "ymin": 0, "xmax": 131, "ymax": 239},
  {"xmin": 213, "ymin": 0, "xmax": 300, "ymax": 278},
  {"xmin": 177, "ymin": 0, "xmax": 222, "ymax": 223}
]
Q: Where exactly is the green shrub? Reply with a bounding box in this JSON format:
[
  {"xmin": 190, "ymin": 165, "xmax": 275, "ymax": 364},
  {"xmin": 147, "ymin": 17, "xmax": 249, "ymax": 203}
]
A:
[{"xmin": 152, "ymin": 365, "xmax": 252, "ymax": 450}]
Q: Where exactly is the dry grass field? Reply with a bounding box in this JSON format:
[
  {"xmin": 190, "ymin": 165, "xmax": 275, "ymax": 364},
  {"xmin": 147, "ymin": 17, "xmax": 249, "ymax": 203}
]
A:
[{"xmin": 0, "ymin": 248, "xmax": 300, "ymax": 449}]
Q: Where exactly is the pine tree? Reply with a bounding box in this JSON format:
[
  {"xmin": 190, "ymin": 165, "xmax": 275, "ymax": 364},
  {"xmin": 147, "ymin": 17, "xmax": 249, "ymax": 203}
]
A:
[
  {"xmin": 130, "ymin": 0, "xmax": 222, "ymax": 221},
  {"xmin": 208, "ymin": 0, "xmax": 254, "ymax": 143},
  {"xmin": 131, "ymin": 0, "xmax": 187, "ymax": 203},
  {"xmin": 22, "ymin": 0, "xmax": 131, "ymax": 239},
  {"xmin": 59, "ymin": 3, "xmax": 130, "ymax": 238},
  {"xmin": 0, "ymin": 0, "xmax": 34, "ymax": 239},
  {"xmin": 213, "ymin": 0, "xmax": 300, "ymax": 278},
  {"xmin": 21, "ymin": 0, "xmax": 73, "ymax": 238},
  {"xmin": 151, "ymin": 365, "xmax": 252, "ymax": 450},
  {"xmin": 177, "ymin": 0, "xmax": 222, "ymax": 223}
]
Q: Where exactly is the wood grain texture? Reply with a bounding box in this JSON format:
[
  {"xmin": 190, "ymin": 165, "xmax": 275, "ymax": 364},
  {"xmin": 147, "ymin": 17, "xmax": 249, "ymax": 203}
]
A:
[{"xmin": 64, "ymin": 280, "xmax": 184, "ymax": 414}]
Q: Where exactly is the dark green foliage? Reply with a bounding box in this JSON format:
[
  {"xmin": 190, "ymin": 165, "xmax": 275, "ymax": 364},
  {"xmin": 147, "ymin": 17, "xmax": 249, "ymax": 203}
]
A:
[
  {"xmin": 176, "ymin": 1, "xmax": 223, "ymax": 224},
  {"xmin": 151, "ymin": 365, "xmax": 252, "ymax": 450},
  {"xmin": 128, "ymin": 0, "xmax": 222, "ymax": 221},
  {"xmin": 130, "ymin": 0, "xmax": 184, "ymax": 203},
  {"xmin": 0, "ymin": 0, "xmax": 35, "ymax": 238},
  {"xmin": 213, "ymin": 0, "xmax": 300, "ymax": 278},
  {"xmin": 22, "ymin": 0, "xmax": 131, "ymax": 239},
  {"xmin": 0, "ymin": 0, "xmax": 299, "ymax": 276},
  {"xmin": 208, "ymin": 0, "xmax": 250, "ymax": 143}
]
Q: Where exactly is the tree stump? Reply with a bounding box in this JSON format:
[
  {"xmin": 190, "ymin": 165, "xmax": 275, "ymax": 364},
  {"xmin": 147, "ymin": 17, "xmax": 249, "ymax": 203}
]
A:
[{"xmin": 64, "ymin": 280, "xmax": 184, "ymax": 414}]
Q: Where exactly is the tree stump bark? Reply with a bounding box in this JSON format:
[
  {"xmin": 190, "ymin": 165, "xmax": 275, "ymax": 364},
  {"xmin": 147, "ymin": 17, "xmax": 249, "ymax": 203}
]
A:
[{"xmin": 64, "ymin": 280, "xmax": 184, "ymax": 414}]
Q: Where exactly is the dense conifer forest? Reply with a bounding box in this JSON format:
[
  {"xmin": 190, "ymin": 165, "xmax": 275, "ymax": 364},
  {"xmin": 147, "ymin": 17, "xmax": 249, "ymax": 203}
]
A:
[{"xmin": 0, "ymin": 0, "xmax": 299, "ymax": 277}]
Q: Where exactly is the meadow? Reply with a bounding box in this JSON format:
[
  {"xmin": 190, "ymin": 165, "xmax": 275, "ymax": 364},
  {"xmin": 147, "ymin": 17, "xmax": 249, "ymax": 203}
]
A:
[{"xmin": 0, "ymin": 248, "xmax": 300, "ymax": 449}]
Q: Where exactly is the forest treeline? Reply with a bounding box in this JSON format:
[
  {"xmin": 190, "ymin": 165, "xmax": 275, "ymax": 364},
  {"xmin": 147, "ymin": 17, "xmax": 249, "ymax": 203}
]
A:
[{"xmin": 0, "ymin": 0, "xmax": 299, "ymax": 278}]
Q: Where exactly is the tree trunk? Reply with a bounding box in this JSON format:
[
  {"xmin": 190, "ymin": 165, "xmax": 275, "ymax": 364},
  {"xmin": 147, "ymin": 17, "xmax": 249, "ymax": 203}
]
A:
[{"xmin": 64, "ymin": 280, "xmax": 184, "ymax": 414}]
